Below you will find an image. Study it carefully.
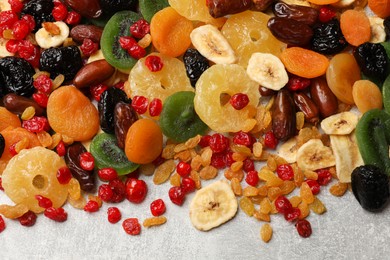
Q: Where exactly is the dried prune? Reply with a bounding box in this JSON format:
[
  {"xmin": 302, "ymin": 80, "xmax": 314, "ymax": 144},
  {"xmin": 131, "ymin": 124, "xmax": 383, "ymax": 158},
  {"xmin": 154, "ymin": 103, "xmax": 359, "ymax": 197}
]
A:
[
  {"xmin": 98, "ymin": 87, "xmax": 130, "ymax": 134},
  {"xmin": 272, "ymin": 2, "xmax": 318, "ymax": 25},
  {"xmin": 99, "ymin": 0, "xmax": 137, "ymax": 16},
  {"xmin": 21, "ymin": 0, "xmax": 54, "ymax": 32},
  {"xmin": 311, "ymin": 19, "xmax": 347, "ymax": 55},
  {"xmin": 353, "ymin": 42, "xmax": 389, "ymax": 81},
  {"xmin": 39, "ymin": 46, "xmax": 83, "ymax": 81},
  {"xmin": 267, "ymin": 17, "xmax": 313, "ymax": 46},
  {"xmin": 0, "ymin": 133, "xmax": 4, "ymax": 158},
  {"xmin": 65, "ymin": 142, "xmax": 96, "ymax": 192},
  {"xmin": 183, "ymin": 49, "xmax": 210, "ymax": 87},
  {"xmin": 384, "ymin": 17, "xmax": 390, "ymax": 40},
  {"xmin": 0, "ymin": 57, "xmax": 35, "ymax": 98}
]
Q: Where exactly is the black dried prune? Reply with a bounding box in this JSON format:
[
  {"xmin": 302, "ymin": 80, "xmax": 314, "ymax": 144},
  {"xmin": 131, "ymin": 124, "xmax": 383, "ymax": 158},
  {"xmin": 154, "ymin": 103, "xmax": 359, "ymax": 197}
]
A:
[
  {"xmin": 99, "ymin": 0, "xmax": 137, "ymax": 16},
  {"xmin": 21, "ymin": 0, "xmax": 54, "ymax": 32},
  {"xmin": 183, "ymin": 49, "xmax": 210, "ymax": 87},
  {"xmin": 98, "ymin": 87, "xmax": 130, "ymax": 134},
  {"xmin": 311, "ymin": 19, "xmax": 347, "ymax": 55},
  {"xmin": 384, "ymin": 17, "xmax": 390, "ymax": 40},
  {"xmin": 353, "ymin": 42, "xmax": 389, "ymax": 81},
  {"xmin": 40, "ymin": 46, "xmax": 83, "ymax": 81},
  {"xmin": 0, "ymin": 57, "xmax": 35, "ymax": 98}
]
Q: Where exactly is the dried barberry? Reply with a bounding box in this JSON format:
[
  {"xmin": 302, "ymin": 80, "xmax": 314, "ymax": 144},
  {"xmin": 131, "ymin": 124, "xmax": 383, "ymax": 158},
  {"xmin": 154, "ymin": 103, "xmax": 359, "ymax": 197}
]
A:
[
  {"xmin": 183, "ymin": 48, "xmax": 210, "ymax": 87},
  {"xmin": 311, "ymin": 19, "xmax": 347, "ymax": 55},
  {"xmin": 353, "ymin": 42, "xmax": 389, "ymax": 81}
]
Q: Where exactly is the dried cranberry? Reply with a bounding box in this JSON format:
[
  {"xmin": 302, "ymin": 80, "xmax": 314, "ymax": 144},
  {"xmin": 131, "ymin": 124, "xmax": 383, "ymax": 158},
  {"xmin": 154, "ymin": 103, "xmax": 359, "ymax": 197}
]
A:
[
  {"xmin": 209, "ymin": 133, "xmax": 229, "ymax": 153},
  {"xmin": 21, "ymin": 15, "xmax": 35, "ymax": 31},
  {"xmin": 295, "ymin": 219, "xmax": 312, "ymax": 238},
  {"xmin": 274, "ymin": 196, "xmax": 292, "ymax": 214},
  {"xmin": 198, "ymin": 135, "xmax": 211, "ymax": 148},
  {"xmin": 0, "ymin": 177, "xmax": 3, "ymax": 191},
  {"xmin": 52, "ymin": 3, "xmax": 68, "ymax": 21},
  {"xmin": 98, "ymin": 184, "xmax": 114, "ymax": 202},
  {"xmin": 9, "ymin": 0, "xmax": 24, "ymax": 13},
  {"xmin": 35, "ymin": 195, "xmax": 53, "ymax": 209},
  {"xmin": 57, "ymin": 166, "xmax": 72, "ymax": 184},
  {"xmin": 245, "ymin": 170, "xmax": 259, "ymax": 186},
  {"xmin": 18, "ymin": 211, "xmax": 37, "ymax": 227},
  {"xmin": 32, "ymin": 92, "xmax": 48, "ymax": 108},
  {"xmin": 0, "ymin": 10, "xmax": 18, "ymax": 28},
  {"xmin": 317, "ymin": 169, "xmax": 332, "ymax": 185},
  {"xmin": 98, "ymin": 168, "xmax": 118, "ymax": 182},
  {"xmin": 131, "ymin": 95, "xmax": 149, "ymax": 114},
  {"xmin": 287, "ymin": 76, "xmax": 311, "ymax": 92},
  {"xmin": 122, "ymin": 218, "xmax": 141, "ymax": 235},
  {"xmin": 130, "ymin": 19, "xmax": 150, "ymax": 39},
  {"xmin": 284, "ymin": 207, "xmax": 301, "ymax": 222},
  {"xmin": 306, "ymin": 179, "xmax": 320, "ymax": 195},
  {"xmin": 107, "ymin": 207, "xmax": 121, "ymax": 224},
  {"xmin": 181, "ymin": 177, "xmax": 196, "ymax": 194},
  {"xmin": 44, "ymin": 207, "xmax": 67, "ymax": 222},
  {"xmin": 318, "ymin": 6, "xmax": 336, "ymax": 23},
  {"xmin": 264, "ymin": 131, "xmax": 278, "ymax": 149},
  {"xmin": 79, "ymin": 152, "xmax": 95, "ymax": 171},
  {"xmin": 211, "ymin": 153, "xmax": 226, "ymax": 169},
  {"xmin": 230, "ymin": 93, "xmax": 249, "ymax": 110},
  {"xmin": 224, "ymin": 151, "xmax": 235, "ymax": 167},
  {"xmin": 84, "ymin": 200, "xmax": 99, "ymax": 212},
  {"xmin": 176, "ymin": 161, "xmax": 191, "ymax": 177},
  {"xmin": 149, "ymin": 98, "xmax": 162, "ymax": 117},
  {"xmin": 33, "ymin": 74, "xmax": 52, "ymax": 93},
  {"xmin": 56, "ymin": 140, "xmax": 66, "ymax": 156},
  {"xmin": 0, "ymin": 215, "xmax": 5, "ymax": 233},
  {"xmin": 169, "ymin": 186, "xmax": 185, "ymax": 206},
  {"xmin": 119, "ymin": 36, "xmax": 146, "ymax": 59},
  {"xmin": 125, "ymin": 178, "xmax": 148, "ymax": 204},
  {"xmin": 65, "ymin": 11, "xmax": 81, "ymax": 25},
  {"xmin": 108, "ymin": 179, "xmax": 126, "ymax": 203},
  {"xmin": 9, "ymin": 142, "xmax": 17, "ymax": 156},
  {"xmin": 80, "ymin": 38, "xmax": 99, "ymax": 57},
  {"xmin": 150, "ymin": 199, "xmax": 166, "ymax": 216},
  {"xmin": 233, "ymin": 131, "xmax": 254, "ymax": 147},
  {"xmin": 90, "ymin": 84, "xmax": 108, "ymax": 102},
  {"xmin": 276, "ymin": 164, "xmax": 294, "ymax": 181},
  {"xmin": 243, "ymin": 158, "xmax": 255, "ymax": 173},
  {"xmin": 22, "ymin": 116, "xmax": 50, "ymax": 133},
  {"xmin": 5, "ymin": 39, "xmax": 19, "ymax": 53},
  {"xmin": 18, "ymin": 40, "xmax": 40, "ymax": 68},
  {"xmin": 12, "ymin": 20, "xmax": 30, "ymax": 40},
  {"xmin": 145, "ymin": 55, "xmax": 163, "ymax": 72}
]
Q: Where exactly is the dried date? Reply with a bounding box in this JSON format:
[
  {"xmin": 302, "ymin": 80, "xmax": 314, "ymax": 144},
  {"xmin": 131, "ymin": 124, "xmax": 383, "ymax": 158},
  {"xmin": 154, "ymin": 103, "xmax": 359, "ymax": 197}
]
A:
[
  {"xmin": 272, "ymin": 2, "xmax": 318, "ymax": 25},
  {"xmin": 267, "ymin": 17, "xmax": 313, "ymax": 46},
  {"xmin": 310, "ymin": 77, "xmax": 338, "ymax": 118},
  {"xmin": 293, "ymin": 92, "xmax": 319, "ymax": 124},
  {"xmin": 207, "ymin": 0, "xmax": 252, "ymax": 18},
  {"xmin": 114, "ymin": 102, "xmax": 138, "ymax": 149},
  {"xmin": 272, "ymin": 89, "xmax": 296, "ymax": 141}
]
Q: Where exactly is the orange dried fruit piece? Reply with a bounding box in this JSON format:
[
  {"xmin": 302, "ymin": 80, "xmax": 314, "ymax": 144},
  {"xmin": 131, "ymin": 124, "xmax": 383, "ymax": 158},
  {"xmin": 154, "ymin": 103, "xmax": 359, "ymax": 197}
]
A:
[
  {"xmin": 340, "ymin": 10, "xmax": 371, "ymax": 47},
  {"xmin": 150, "ymin": 7, "xmax": 193, "ymax": 57},
  {"xmin": 239, "ymin": 196, "xmax": 255, "ymax": 217},
  {"xmin": 2, "ymin": 147, "xmax": 69, "ymax": 213},
  {"xmin": 352, "ymin": 80, "xmax": 383, "ymax": 113},
  {"xmin": 300, "ymin": 182, "xmax": 315, "ymax": 204},
  {"xmin": 280, "ymin": 47, "xmax": 329, "ymax": 79},
  {"xmin": 143, "ymin": 216, "xmax": 167, "ymax": 227},
  {"xmin": 258, "ymin": 169, "xmax": 284, "ymax": 187},
  {"xmin": 194, "ymin": 64, "xmax": 260, "ymax": 133},
  {"xmin": 0, "ymin": 107, "xmax": 21, "ymax": 132},
  {"xmin": 260, "ymin": 223, "xmax": 273, "ymax": 243},
  {"xmin": 47, "ymin": 85, "xmax": 99, "ymax": 141},
  {"xmin": 368, "ymin": 0, "xmax": 390, "ymax": 18}
]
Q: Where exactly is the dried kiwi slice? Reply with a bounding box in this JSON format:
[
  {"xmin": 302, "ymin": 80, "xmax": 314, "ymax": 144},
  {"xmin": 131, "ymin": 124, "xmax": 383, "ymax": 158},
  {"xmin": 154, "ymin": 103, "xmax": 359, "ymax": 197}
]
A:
[
  {"xmin": 90, "ymin": 133, "xmax": 139, "ymax": 175},
  {"xmin": 100, "ymin": 11, "xmax": 142, "ymax": 73},
  {"xmin": 160, "ymin": 91, "xmax": 208, "ymax": 142}
]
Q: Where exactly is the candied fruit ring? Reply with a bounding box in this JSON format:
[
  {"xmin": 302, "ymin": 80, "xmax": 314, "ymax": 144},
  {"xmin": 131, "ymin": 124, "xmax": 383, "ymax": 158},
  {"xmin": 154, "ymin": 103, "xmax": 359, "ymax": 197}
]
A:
[
  {"xmin": 2, "ymin": 147, "xmax": 69, "ymax": 213},
  {"xmin": 194, "ymin": 64, "xmax": 260, "ymax": 133},
  {"xmin": 127, "ymin": 52, "xmax": 193, "ymax": 102}
]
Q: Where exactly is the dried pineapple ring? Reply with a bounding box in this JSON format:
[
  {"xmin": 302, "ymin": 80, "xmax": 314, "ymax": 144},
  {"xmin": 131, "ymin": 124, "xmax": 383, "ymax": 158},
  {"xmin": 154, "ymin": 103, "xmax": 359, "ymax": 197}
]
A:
[
  {"xmin": 194, "ymin": 64, "xmax": 260, "ymax": 133},
  {"xmin": 2, "ymin": 146, "xmax": 69, "ymax": 213},
  {"xmin": 126, "ymin": 52, "xmax": 193, "ymax": 102}
]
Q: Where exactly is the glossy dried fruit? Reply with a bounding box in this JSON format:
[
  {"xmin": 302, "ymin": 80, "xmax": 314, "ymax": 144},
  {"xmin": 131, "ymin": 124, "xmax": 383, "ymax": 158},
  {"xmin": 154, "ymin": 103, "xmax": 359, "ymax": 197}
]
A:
[
  {"xmin": 311, "ymin": 19, "xmax": 347, "ymax": 55},
  {"xmin": 267, "ymin": 17, "xmax": 313, "ymax": 46},
  {"xmin": 272, "ymin": 2, "xmax": 318, "ymax": 25}
]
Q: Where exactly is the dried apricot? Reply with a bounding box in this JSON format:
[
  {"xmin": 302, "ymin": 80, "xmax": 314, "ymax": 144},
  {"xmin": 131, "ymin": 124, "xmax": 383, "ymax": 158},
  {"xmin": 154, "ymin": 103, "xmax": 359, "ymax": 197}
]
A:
[
  {"xmin": 352, "ymin": 80, "xmax": 383, "ymax": 113},
  {"xmin": 280, "ymin": 47, "xmax": 329, "ymax": 79},
  {"xmin": 368, "ymin": 0, "xmax": 390, "ymax": 18},
  {"xmin": 47, "ymin": 86, "xmax": 99, "ymax": 142},
  {"xmin": 340, "ymin": 10, "xmax": 371, "ymax": 47},
  {"xmin": 0, "ymin": 107, "xmax": 20, "ymax": 132}
]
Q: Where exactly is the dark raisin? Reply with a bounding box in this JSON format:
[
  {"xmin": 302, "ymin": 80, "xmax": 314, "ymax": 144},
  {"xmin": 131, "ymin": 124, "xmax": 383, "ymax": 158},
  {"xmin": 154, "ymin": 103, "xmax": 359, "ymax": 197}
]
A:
[
  {"xmin": 353, "ymin": 42, "xmax": 389, "ymax": 81},
  {"xmin": 98, "ymin": 87, "xmax": 130, "ymax": 134},
  {"xmin": 40, "ymin": 46, "xmax": 83, "ymax": 81},
  {"xmin": 183, "ymin": 49, "xmax": 210, "ymax": 87},
  {"xmin": 21, "ymin": 0, "xmax": 54, "ymax": 32},
  {"xmin": 384, "ymin": 17, "xmax": 390, "ymax": 40},
  {"xmin": 99, "ymin": 0, "xmax": 137, "ymax": 16},
  {"xmin": 311, "ymin": 19, "xmax": 347, "ymax": 55},
  {"xmin": 65, "ymin": 142, "xmax": 96, "ymax": 192},
  {"xmin": 0, "ymin": 133, "xmax": 4, "ymax": 158},
  {"xmin": 0, "ymin": 57, "xmax": 35, "ymax": 98}
]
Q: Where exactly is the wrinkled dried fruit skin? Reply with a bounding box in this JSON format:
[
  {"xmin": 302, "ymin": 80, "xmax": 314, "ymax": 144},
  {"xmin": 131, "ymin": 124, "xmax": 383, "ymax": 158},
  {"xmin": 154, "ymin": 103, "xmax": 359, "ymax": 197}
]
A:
[
  {"xmin": 251, "ymin": 0, "xmax": 274, "ymax": 12},
  {"xmin": 267, "ymin": 17, "xmax": 313, "ymax": 46},
  {"xmin": 3, "ymin": 93, "xmax": 44, "ymax": 116},
  {"xmin": 311, "ymin": 19, "xmax": 348, "ymax": 55},
  {"xmin": 272, "ymin": 2, "xmax": 318, "ymax": 25},
  {"xmin": 351, "ymin": 165, "xmax": 390, "ymax": 212},
  {"xmin": 114, "ymin": 102, "xmax": 138, "ymax": 149},
  {"xmin": 183, "ymin": 49, "xmax": 210, "ymax": 87},
  {"xmin": 98, "ymin": 88, "xmax": 130, "ymax": 134},
  {"xmin": 65, "ymin": 142, "xmax": 96, "ymax": 192},
  {"xmin": 73, "ymin": 60, "xmax": 115, "ymax": 88},
  {"xmin": 99, "ymin": 0, "xmax": 137, "ymax": 16},
  {"xmin": 70, "ymin": 25, "xmax": 104, "ymax": 44},
  {"xmin": 207, "ymin": 0, "xmax": 252, "ymax": 18},
  {"xmin": 21, "ymin": 0, "xmax": 54, "ymax": 32},
  {"xmin": 272, "ymin": 89, "xmax": 296, "ymax": 141},
  {"xmin": 63, "ymin": 0, "xmax": 102, "ymax": 19},
  {"xmin": 293, "ymin": 92, "xmax": 319, "ymax": 124},
  {"xmin": 0, "ymin": 57, "xmax": 35, "ymax": 98},
  {"xmin": 310, "ymin": 77, "xmax": 338, "ymax": 118}
]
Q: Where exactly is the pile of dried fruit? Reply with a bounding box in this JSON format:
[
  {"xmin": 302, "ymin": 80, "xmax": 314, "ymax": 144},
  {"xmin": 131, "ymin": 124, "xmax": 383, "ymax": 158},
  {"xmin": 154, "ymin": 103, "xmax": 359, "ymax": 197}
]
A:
[{"xmin": 0, "ymin": 0, "xmax": 390, "ymax": 244}]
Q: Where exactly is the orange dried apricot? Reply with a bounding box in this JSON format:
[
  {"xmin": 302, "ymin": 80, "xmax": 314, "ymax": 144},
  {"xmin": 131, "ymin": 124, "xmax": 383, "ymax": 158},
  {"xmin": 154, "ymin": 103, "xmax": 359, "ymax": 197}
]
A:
[
  {"xmin": 280, "ymin": 47, "xmax": 329, "ymax": 79},
  {"xmin": 368, "ymin": 0, "xmax": 390, "ymax": 18},
  {"xmin": 47, "ymin": 85, "xmax": 100, "ymax": 142},
  {"xmin": 352, "ymin": 80, "xmax": 383, "ymax": 113},
  {"xmin": 150, "ymin": 7, "xmax": 193, "ymax": 57},
  {"xmin": 0, "ymin": 107, "xmax": 21, "ymax": 132},
  {"xmin": 340, "ymin": 10, "xmax": 371, "ymax": 47},
  {"xmin": 125, "ymin": 118, "xmax": 163, "ymax": 164}
]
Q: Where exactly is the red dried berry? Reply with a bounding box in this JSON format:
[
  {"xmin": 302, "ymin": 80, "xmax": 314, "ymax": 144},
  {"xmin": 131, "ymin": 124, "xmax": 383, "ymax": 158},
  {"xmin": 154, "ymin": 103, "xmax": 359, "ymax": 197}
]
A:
[
  {"xmin": 306, "ymin": 179, "xmax": 321, "ymax": 195},
  {"xmin": 35, "ymin": 195, "xmax": 53, "ymax": 209},
  {"xmin": 286, "ymin": 76, "xmax": 311, "ymax": 92},
  {"xmin": 0, "ymin": 215, "xmax": 5, "ymax": 233},
  {"xmin": 295, "ymin": 219, "xmax": 312, "ymax": 238},
  {"xmin": 181, "ymin": 177, "xmax": 196, "ymax": 194},
  {"xmin": 318, "ymin": 6, "xmax": 336, "ymax": 23},
  {"xmin": 210, "ymin": 153, "xmax": 226, "ymax": 169},
  {"xmin": 90, "ymin": 84, "xmax": 108, "ymax": 102},
  {"xmin": 276, "ymin": 164, "xmax": 294, "ymax": 181},
  {"xmin": 21, "ymin": 15, "xmax": 35, "ymax": 31},
  {"xmin": 98, "ymin": 168, "xmax": 118, "ymax": 182},
  {"xmin": 131, "ymin": 95, "xmax": 148, "ymax": 114},
  {"xmin": 150, "ymin": 199, "xmax": 166, "ymax": 216},
  {"xmin": 56, "ymin": 166, "xmax": 72, "ymax": 185},
  {"xmin": 316, "ymin": 169, "xmax": 332, "ymax": 186},
  {"xmin": 122, "ymin": 218, "xmax": 141, "ymax": 235},
  {"xmin": 98, "ymin": 184, "xmax": 114, "ymax": 202},
  {"xmin": 107, "ymin": 207, "xmax": 121, "ymax": 224},
  {"xmin": 114, "ymin": 81, "xmax": 125, "ymax": 90},
  {"xmin": 245, "ymin": 170, "xmax": 259, "ymax": 186},
  {"xmin": 209, "ymin": 133, "xmax": 229, "ymax": 153},
  {"xmin": 9, "ymin": 142, "xmax": 17, "ymax": 156},
  {"xmin": 56, "ymin": 140, "xmax": 66, "ymax": 156},
  {"xmin": 18, "ymin": 211, "xmax": 37, "ymax": 227},
  {"xmin": 149, "ymin": 98, "xmax": 162, "ymax": 117},
  {"xmin": 80, "ymin": 38, "xmax": 98, "ymax": 56},
  {"xmin": 65, "ymin": 11, "xmax": 81, "ymax": 25},
  {"xmin": 145, "ymin": 55, "xmax": 163, "ymax": 72},
  {"xmin": 5, "ymin": 39, "xmax": 19, "ymax": 53},
  {"xmin": 230, "ymin": 93, "xmax": 249, "ymax": 110},
  {"xmin": 198, "ymin": 135, "xmax": 211, "ymax": 148},
  {"xmin": 176, "ymin": 161, "xmax": 191, "ymax": 177},
  {"xmin": 233, "ymin": 131, "xmax": 255, "ymax": 147},
  {"xmin": 9, "ymin": 0, "xmax": 24, "ymax": 13},
  {"xmin": 18, "ymin": 40, "xmax": 40, "ymax": 67},
  {"xmin": 275, "ymin": 196, "xmax": 292, "ymax": 214},
  {"xmin": 33, "ymin": 74, "xmax": 52, "ymax": 94},
  {"xmin": 84, "ymin": 200, "xmax": 99, "ymax": 213},
  {"xmin": 32, "ymin": 92, "xmax": 48, "ymax": 108},
  {"xmin": 79, "ymin": 152, "xmax": 95, "ymax": 171},
  {"xmin": 284, "ymin": 207, "xmax": 301, "ymax": 222},
  {"xmin": 0, "ymin": 10, "xmax": 18, "ymax": 28},
  {"xmin": 0, "ymin": 177, "xmax": 3, "ymax": 191},
  {"xmin": 12, "ymin": 20, "xmax": 30, "ymax": 40},
  {"xmin": 125, "ymin": 178, "xmax": 148, "ymax": 204},
  {"xmin": 264, "ymin": 131, "xmax": 278, "ymax": 149},
  {"xmin": 118, "ymin": 36, "xmax": 146, "ymax": 59},
  {"xmin": 168, "ymin": 186, "xmax": 186, "ymax": 206},
  {"xmin": 52, "ymin": 3, "xmax": 68, "ymax": 21},
  {"xmin": 44, "ymin": 207, "xmax": 67, "ymax": 222},
  {"xmin": 243, "ymin": 158, "xmax": 255, "ymax": 173},
  {"xmin": 109, "ymin": 179, "xmax": 126, "ymax": 203},
  {"xmin": 22, "ymin": 116, "xmax": 50, "ymax": 133},
  {"xmin": 130, "ymin": 19, "xmax": 150, "ymax": 39},
  {"xmin": 225, "ymin": 151, "xmax": 235, "ymax": 167}
]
